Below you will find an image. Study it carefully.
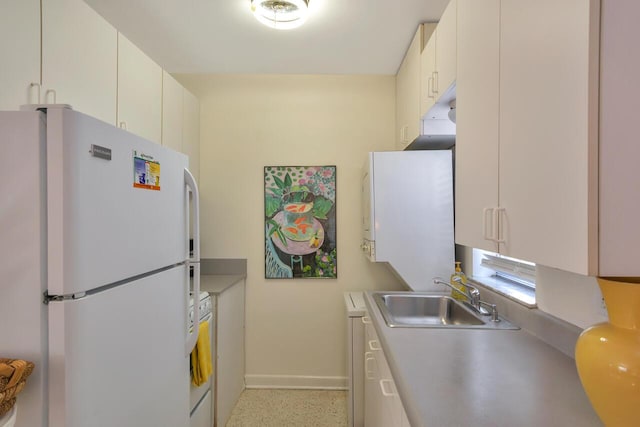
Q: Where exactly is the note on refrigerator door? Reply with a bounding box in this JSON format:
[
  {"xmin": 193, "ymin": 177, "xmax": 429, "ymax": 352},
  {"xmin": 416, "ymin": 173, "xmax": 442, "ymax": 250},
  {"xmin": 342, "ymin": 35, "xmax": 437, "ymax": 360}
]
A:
[{"xmin": 133, "ymin": 151, "xmax": 161, "ymax": 191}]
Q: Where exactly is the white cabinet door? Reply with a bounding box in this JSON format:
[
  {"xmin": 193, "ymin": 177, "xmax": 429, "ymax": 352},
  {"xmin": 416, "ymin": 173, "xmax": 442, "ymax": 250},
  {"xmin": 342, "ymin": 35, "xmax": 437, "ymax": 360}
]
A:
[
  {"xmin": 0, "ymin": 0, "xmax": 40, "ymax": 110},
  {"xmin": 599, "ymin": 0, "xmax": 640, "ymax": 276},
  {"xmin": 42, "ymin": 0, "xmax": 117, "ymax": 124},
  {"xmin": 499, "ymin": 0, "xmax": 598, "ymax": 274},
  {"xmin": 162, "ymin": 71, "xmax": 184, "ymax": 152},
  {"xmin": 433, "ymin": 0, "xmax": 457, "ymax": 98},
  {"xmin": 216, "ymin": 280, "xmax": 246, "ymax": 427},
  {"xmin": 420, "ymin": 29, "xmax": 437, "ymax": 118},
  {"xmin": 363, "ymin": 320, "xmax": 403, "ymax": 427},
  {"xmin": 454, "ymin": 0, "xmax": 500, "ymax": 253},
  {"xmin": 182, "ymin": 88, "xmax": 200, "ymax": 183},
  {"xmin": 455, "ymin": 0, "xmax": 598, "ymax": 275},
  {"xmin": 117, "ymin": 33, "xmax": 162, "ymax": 144},
  {"xmin": 395, "ymin": 25, "xmax": 423, "ymax": 149}
]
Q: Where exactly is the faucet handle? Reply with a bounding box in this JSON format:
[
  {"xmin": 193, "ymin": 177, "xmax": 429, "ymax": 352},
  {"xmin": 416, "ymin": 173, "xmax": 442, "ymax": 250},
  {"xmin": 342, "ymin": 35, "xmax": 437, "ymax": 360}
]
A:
[{"xmin": 478, "ymin": 300, "xmax": 500, "ymax": 322}]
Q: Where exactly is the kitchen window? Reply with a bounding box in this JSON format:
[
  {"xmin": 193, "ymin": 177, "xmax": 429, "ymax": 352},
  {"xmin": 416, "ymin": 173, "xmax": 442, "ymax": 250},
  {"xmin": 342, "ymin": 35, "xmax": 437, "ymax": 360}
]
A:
[{"xmin": 471, "ymin": 249, "xmax": 536, "ymax": 307}]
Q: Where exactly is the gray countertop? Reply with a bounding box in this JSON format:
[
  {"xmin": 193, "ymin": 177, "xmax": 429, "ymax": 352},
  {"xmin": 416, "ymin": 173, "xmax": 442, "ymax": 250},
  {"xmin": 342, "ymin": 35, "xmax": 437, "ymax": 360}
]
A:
[
  {"xmin": 363, "ymin": 292, "xmax": 602, "ymax": 427},
  {"xmin": 200, "ymin": 274, "xmax": 245, "ymax": 295}
]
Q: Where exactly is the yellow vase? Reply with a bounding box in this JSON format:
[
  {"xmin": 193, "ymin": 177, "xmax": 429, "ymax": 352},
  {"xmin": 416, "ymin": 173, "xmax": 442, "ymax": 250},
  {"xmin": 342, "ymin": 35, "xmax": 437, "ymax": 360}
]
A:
[{"xmin": 575, "ymin": 277, "xmax": 640, "ymax": 426}]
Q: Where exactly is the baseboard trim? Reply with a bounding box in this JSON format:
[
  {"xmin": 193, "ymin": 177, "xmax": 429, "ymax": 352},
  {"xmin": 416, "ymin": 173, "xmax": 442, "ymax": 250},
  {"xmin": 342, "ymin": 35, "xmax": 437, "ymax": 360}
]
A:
[{"xmin": 245, "ymin": 375, "xmax": 348, "ymax": 390}]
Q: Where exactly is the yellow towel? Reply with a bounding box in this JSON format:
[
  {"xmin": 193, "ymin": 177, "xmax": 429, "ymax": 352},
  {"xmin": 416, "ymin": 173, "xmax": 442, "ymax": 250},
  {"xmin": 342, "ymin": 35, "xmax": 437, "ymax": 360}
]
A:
[{"xmin": 190, "ymin": 320, "xmax": 213, "ymax": 386}]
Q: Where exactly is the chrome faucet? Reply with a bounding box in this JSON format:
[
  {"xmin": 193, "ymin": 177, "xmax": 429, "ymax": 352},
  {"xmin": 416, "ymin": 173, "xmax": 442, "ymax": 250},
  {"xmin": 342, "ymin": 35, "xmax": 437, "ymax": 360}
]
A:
[{"xmin": 433, "ymin": 277, "xmax": 500, "ymax": 322}]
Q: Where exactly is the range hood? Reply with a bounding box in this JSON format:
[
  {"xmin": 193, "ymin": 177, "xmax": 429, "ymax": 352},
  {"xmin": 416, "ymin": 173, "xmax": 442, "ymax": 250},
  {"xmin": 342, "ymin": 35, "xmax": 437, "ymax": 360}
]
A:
[{"xmin": 406, "ymin": 84, "xmax": 456, "ymax": 150}]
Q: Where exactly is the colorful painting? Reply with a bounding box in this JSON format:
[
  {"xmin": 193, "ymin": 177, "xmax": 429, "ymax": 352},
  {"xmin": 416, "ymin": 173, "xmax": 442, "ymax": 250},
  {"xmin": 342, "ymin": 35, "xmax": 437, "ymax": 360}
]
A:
[{"xmin": 264, "ymin": 166, "xmax": 337, "ymax": 279}]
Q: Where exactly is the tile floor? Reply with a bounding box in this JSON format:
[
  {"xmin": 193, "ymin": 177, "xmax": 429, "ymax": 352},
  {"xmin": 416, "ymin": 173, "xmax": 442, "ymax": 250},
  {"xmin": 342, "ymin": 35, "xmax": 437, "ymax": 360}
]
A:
[{"xmin": 225, "ymin": 389, "xmax": 348, "ymax": 427}]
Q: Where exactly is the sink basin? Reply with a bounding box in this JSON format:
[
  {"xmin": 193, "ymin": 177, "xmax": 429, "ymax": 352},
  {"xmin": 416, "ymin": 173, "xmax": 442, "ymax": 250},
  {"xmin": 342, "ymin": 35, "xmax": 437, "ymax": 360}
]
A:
[{"xmin": 373, "ymin": 292, "xmax": 519, "ymax": 330}]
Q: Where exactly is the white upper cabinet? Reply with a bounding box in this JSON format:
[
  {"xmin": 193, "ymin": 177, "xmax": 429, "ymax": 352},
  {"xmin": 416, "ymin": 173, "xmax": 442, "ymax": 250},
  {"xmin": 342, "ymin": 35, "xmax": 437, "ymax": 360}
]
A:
[
  {"xmin": 0, "ymin": 0, "xmax": 40, "ymax": 110},
  {"xmin": 498, "ymin": 0, "xmax": 598, "ymax": 274},
  {"xmin": 395, "ymin": 25, "xmax": 423, "ymax": 149},
  {"xmin": 455, "ymin": 0, "xmax": 599, "ymax": 276},
  {"xmin": 419, "ymin": 25, "xmax": 437, "ymax": 118},
  {"xmin": 433, "ymin": 0, "xmax": 456, "ymax": 100},
  {"xmin": 420, "ymin": 0, "xmax": 457, "ymax": 118},
  {"xmin": 1, "ymin": 0, "xmax": 200, "ymax": 186},
  {"xmin": 117, "ymin": 33, "xmax": 163, "ymax": 144},
  {"xmin": 598, "ymin": 0, "xmax": 639, "ymax": 276},
  {"xmin": 162, "ymin": 71, "xmax": 184, "ymax": 152},
  {"xmin": 161, "ymin": 71, "xmax": 200, "ymax": 183},
  {"xmin": 42, "ymin": 0, "xmax": 117, "ymax": 125},
  {"xmin": 182, "ymin": 89, "xmax": 200, "ymax": 184},
  {"xmin": 455, "ymin": 0, "xmax": 500, "ymax": 254}
]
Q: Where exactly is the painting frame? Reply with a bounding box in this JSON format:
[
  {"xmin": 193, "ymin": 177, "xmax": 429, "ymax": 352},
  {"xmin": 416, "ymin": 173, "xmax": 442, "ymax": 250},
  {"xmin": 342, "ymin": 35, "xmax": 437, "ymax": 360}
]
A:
[{"xmin": 264, "ymin": 165, "xmax": 337, "ymax": 279}]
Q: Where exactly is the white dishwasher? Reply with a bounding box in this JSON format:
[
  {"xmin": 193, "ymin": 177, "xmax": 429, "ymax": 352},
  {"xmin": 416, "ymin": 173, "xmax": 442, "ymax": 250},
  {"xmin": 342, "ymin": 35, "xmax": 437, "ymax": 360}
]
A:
[{"xmin": 344, "ymin": 292, "xmax": 366, "ymax": 427}]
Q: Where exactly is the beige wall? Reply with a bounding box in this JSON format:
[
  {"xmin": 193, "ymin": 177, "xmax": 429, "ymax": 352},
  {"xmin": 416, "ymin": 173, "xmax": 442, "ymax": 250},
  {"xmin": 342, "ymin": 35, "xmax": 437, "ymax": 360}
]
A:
[{"xmin": 176, "ymin": 74, "xmax": 405, "ymax": 388}]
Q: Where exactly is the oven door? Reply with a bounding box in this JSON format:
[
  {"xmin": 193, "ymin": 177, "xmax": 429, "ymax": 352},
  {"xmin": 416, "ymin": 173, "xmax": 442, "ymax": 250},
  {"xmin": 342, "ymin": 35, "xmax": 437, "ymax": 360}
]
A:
[
  {"xmin": 190, "ymin": 312, "xmax": 213, "ymax": 419},
  {"xmin": 190, "ymin": 389, "xmax": 212, "ymax": 427}
]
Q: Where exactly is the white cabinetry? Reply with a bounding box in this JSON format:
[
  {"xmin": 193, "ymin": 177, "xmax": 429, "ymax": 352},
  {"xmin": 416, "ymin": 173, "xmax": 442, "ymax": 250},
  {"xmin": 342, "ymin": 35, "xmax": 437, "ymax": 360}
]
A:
[
  {"xmin": 455, "ymin": 0, "xmax": 599, "ymax": 275},
  {"xmin": 433, "ymin": 0, "xmax": 456, "ymax": 102},
  {"xmin": 182, "ymin": 89, "xmax": 201, "ymax": 183},
  {"xmin": 363, "ymin": 314, "xmax": 410, "ymax": 427},
  {"xmin": 161, "ymin": 71, "xmax": 200, "ymax": 182},
  {"xmin": 420, "ymin": 0, "xmax": 457, "ymax": 118},
  {"xmin": 215, "ymin": 280, "xmax": 246, "ymax": 427},
  {"xmin": 455, "ymin": 0, "xmax": 500, "ymax": 254},
  {"xmin": 0, "ymin": 0, "xmax": 40, "ymax": 110},
  {"xmin": 162, "ymin": 71, "xmax": 184, "ymax": 153},
  {"xmin": 42, "ymin": 0, "xmax": 117, "ymax": 125},
  {"xmin": 117, "ymin": 33, "xmax": 162, "ymax": 144},
  {"xmin": 419, "ymin": 28, "xmax": 437, "ymax": 118},
  {"xmin": 395, "ymin": 25, "xmax": 423, "ymax": 150},
  {"xmin": 0, "ymin": 0, "xmax": 200, "ymax": 181},
  {"xmin": 599, "ymin": 0, "xmax": 640, "ymax": 276}
]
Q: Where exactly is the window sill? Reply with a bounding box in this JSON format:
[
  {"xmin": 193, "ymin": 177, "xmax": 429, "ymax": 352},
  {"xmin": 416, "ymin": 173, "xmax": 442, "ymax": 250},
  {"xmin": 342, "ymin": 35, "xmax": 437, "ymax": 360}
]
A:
[{"xmin": 469, "ymin": 275, "xmax": 536, "ymax": 308}]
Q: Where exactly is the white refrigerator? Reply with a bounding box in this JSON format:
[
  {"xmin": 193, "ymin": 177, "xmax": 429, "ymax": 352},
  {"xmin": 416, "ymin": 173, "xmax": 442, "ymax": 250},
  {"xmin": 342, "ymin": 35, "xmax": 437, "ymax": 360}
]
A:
[{"xmin": 0, "ymin": 105, "xmax": 201, "ymax": 427}]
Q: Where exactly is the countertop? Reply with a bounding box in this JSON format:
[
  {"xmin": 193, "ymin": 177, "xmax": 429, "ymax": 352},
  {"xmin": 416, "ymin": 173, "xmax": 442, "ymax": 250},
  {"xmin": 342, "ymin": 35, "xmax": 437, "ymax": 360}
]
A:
[
  {"xmin": 200, "ymin": 274, "xmax": 245, "ymax": 295},
  {"xmin": 363, "ymin": 292, "xmax": 602, "ymax": 427}
]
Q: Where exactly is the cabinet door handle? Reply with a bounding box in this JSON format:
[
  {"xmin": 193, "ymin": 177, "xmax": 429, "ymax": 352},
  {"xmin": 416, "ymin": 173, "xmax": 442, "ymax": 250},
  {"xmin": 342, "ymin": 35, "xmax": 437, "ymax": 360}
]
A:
[
  {"xmin": 365, "ymin": 353, "xmax": 375, "ymax": 380},
  {"xmin": 119, "ymin": 121, "xmax": 128, "ymax": 130},
  {"xmin": 494, "ymin": 208, "xmax": 506, "ymax": 244},
  {"xmin": 380, "ymin": 379, "xmax": 397, "ymax": 397},
  {"xmin": 29, "ymin": 82, "xmax": 41, "ymax": 104},
  {"xmin": 45, "ymin": 89, "xmax": 57, "ymax": 104},
  {"xmin": 362, "ymin": 316, "xmax": 371, "ymax": 325},
  {"xmin": 402, "ymin": 125, "xmax": 409, "ymax": 143},
  {"xmin": 483, "ymin": 207, "xmax": 496, "ymax": 242},
  {"xmin": 432, "ymin": 71, "xmax": 439, "ymax": 95},
  {"xmin": 368, "ymin": 339, "xmax": 381, "ymax": 351},
  {"xmin": 427, "ymin": 76, "xmax": 434, "ymax": 99}
]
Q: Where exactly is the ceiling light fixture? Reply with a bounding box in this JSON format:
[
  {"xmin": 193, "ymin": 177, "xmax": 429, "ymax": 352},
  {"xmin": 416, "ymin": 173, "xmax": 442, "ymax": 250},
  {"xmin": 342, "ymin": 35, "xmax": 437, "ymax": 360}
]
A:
[{"xmin": 250, "ymin": 0, "xmax": 310, "ymax": 30}]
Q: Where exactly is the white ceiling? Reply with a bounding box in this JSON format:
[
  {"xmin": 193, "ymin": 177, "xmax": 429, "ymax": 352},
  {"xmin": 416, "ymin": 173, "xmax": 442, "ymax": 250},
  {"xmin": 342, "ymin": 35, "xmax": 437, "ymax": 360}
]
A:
[{"xmin": 84, "ymin": 0, "xmax": 450, "ymax": 75}]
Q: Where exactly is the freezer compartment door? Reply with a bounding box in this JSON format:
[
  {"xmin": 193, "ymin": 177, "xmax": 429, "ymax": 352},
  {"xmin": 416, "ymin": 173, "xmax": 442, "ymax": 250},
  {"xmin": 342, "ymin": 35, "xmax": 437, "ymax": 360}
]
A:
[
  {"xmin": 48, "ymin": 265, "xmax": 190, "ymax": 427},
  {"xmin": 46, "ymin": 107, "xmax": 189, "ymax": 296}
]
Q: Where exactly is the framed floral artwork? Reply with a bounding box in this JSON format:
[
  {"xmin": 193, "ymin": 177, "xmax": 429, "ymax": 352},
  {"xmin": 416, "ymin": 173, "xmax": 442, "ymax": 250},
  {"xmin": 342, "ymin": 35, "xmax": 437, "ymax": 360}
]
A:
[{"xmin": 264, "ymin": 166, "xmax": 337, "ymax": 279}]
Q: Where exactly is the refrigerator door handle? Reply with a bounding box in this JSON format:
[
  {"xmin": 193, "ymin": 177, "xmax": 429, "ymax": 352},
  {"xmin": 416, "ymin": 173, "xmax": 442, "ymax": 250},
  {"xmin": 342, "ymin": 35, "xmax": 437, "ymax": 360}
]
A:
[
  {"xmin": 184, "ymin": 168, "xmax": 200, "ymax": 262},
  {"xmin": 184, "ymin": 168, "xmax": 200, "ymax": 355}
]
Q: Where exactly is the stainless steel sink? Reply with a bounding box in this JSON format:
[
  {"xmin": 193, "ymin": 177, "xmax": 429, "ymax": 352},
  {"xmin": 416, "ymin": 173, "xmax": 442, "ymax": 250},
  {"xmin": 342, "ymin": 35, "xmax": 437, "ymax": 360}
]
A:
[{"xmin": 373, "ymin": 292, "xmax": 519, "ymax": 330}]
